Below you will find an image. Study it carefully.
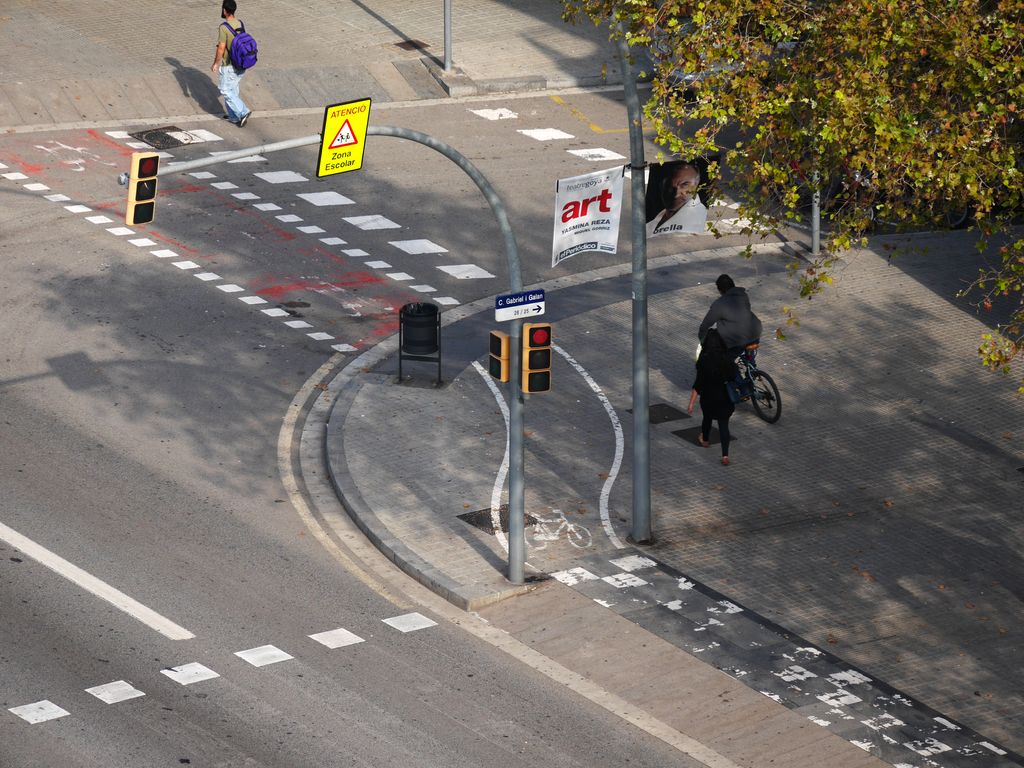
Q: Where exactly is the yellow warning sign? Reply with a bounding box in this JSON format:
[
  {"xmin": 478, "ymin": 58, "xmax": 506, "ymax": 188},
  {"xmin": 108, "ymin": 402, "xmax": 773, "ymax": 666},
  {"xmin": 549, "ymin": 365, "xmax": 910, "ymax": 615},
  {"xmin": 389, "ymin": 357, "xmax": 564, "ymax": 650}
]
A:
[{"xmin": 317, "ymin": 98, "xmax": 371, "ymax": 177}]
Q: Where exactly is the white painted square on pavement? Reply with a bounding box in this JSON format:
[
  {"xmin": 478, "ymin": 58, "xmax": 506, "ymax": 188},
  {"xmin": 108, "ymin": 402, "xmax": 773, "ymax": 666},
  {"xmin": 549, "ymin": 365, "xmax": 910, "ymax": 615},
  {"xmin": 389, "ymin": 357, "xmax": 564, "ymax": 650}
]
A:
[
  {"xmin": 382, "ymin": 612, "xmax": 437, "ymax": 633},
  {"xmin": 307, "ymin": 331, "xmax": 334, "ymax": 341},
  {"xmin": 254, "ymin": 170, "xmax": 308, "ymax": 184},
  {"xmin": 517, "ymin": 128, "xmax": 574, "ymax": 141},
  {"xmin": 0, "ymin": 161, "xmax": 7, "ymax": 168},
  {"xmin": 609, "ymin": 555, "xmax": 657, "ymax": 572},
  {"xmin": 86, "ymin": 215, "xmax": 113, "ymax": 224},
  {"xmin": 437, "ymin": 264, "xmax": 495, "ymax": 279},
  {"xmin": 602, "ymin": 573, "xmax": 649, "ymax": 588},
  {"xmin": 262, "ymin": 308, "xmax": 289, "ymax": 317},
  {"xmin": 194, "ymin": 272, "xmax": 221, "ymax": 281},
  {"xmin": 297, "ymin": 191, "xmax": 354, "ymax": 206},
  {"xmin": 65, "ymin": 204, "xmax": 92, "ymax": 213},
  {"xmin": 344, "ymin": 215, "xmax": 400, "ymax": 230},
  {"xmin": 297, "ymin": 225, "xmax": 325, "ymax": 234},
  {"xmin": 189, "ymin": 171, "xmax": 217, "ymax": 179},
  {"xmin": 331, "ymin": 343, "xmax": 357, "ymax": 353},
  {"xmin": 160, "ymin": 662, "xmax": 220, "ymax": 685},
  {"xmin": 128, "ymin": 238, "xmax": 157, "ymax": 247},
  {"xmin": 551, "ymin": 567, "xmax": 599, "ymax": 586},
  {"xmin": 389, "ymin": 239, "xmax": 448, "ymax": 255},
  {"xmin": 343, "ymin": 249, "xmax": 368, "ymax": 257},
  {"xmin": 105, "ymin": 130, "xmax": 131, "ymax": 139},
  {"xmin": 410, "ymin": 285, "xmax": 436, "ymax": 293},
  {"xmin": 126, "ymin": 141, "xmax": 151, "ymax": 149},
  {"xmin": 253, "ymin": 203, "xmax": 281, "ymax": 211},
  {"xmin": 284, "ymin": 319, "xmax": 314, "ymax": 329},
  {"xmin": 150, "ymin": 249, "xmax": 178, "ymax": 258},
  {"xmin": 235, "ymin": 645, "xmax": 293, "ymax": 667},
  {"xmin": 239, "ymin": 295, "xmax": 267, "ymax": 304},
  {"xmin": 85, "ymin": 680, "xmax": 145, "ymax": 704},
  {"xmin": 469, "ymin": 107, "xmax": 518, "ymax": 120},
  {"xmin": 567, "ymin": 148, "xmax": 626, "ymax": 161},
  {"xmin": 106, "ymin": 227, "xmax": 135, "ymax": 236},
  {"xmin": 309, "ymin": 627, "xmax": 365, "ymax": 649},
  {"xmin": 8, "ymin": 700, "xmax": 70, "ymax": 724},
  {"xmin": 364, "ymin": 261, "xmax": 391, "ymax": 269},
  {"xmin": 216, "ymin": 284, "xmax": 245, "ymax": 293},
  {"xmin": 2, "ymin": 172, "xmax": 29, "ymax": 180},
  {"xmin": 319, "ymin": 237, "xmax": 346, "ymax": 246},
  {"xmin": 211, "ymin": 181, "xmax": 238, "ymax": 190},
  {"xmin": 386, "ymin": 272, "xmax": 415, "ymax": 281},
  {"xmin": 276, "ymin": 214, "xmax": 303, "ymax": 223},
  {"xmin": 232, "ymin": 192, "xmax": 260, "ymax": 200},
  {"xmin": 24, "ymin": 182, "xmax": 50, "ymax": 191},
  {"xmin": 173, "ymin": 261, "xmax": 200, "ymax": 270},
  {"xmin": 434, "ymin": 296, "xmax": 460, "ymax": 306},
  {"xmin": 45, "ymin": 193, "xmax": 71, "ymax": 202}
]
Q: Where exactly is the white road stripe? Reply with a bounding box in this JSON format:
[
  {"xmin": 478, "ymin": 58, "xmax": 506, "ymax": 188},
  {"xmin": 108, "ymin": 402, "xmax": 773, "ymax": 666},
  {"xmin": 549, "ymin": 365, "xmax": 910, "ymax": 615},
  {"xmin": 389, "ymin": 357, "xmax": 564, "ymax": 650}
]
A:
[
  {"xmin": 472, "ymin": 360, "xmax": 511, "ymax": 553},
  {"xmin": 0, "ymin": 521, "xmax": 195, "ymax": 640}
]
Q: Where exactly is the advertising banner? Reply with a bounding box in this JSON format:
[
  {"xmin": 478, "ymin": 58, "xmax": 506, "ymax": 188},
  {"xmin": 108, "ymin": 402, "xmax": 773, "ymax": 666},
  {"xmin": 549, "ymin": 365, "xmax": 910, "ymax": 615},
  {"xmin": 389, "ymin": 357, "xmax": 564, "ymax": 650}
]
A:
[
  {"xmin": 645, "ymin": 160, "xmax": 710, "ymax": 237},
  {"xmin": 551, "ymin": 166, "xmax": 624, "ymax": 267}
]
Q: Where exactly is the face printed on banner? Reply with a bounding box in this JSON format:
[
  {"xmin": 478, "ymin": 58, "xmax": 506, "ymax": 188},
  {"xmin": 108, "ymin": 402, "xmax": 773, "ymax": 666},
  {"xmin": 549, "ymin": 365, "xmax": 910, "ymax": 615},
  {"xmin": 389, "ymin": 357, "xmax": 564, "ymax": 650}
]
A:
[{"xmin": 662, "ymin": 164, "xmax": 700, "ymax": 213}]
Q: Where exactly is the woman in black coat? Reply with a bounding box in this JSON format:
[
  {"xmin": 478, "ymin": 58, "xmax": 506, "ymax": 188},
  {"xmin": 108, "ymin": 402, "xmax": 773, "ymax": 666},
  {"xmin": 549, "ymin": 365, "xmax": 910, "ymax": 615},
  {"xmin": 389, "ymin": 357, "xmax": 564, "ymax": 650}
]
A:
[{"xmin": 686, "ymin": 328, "xmax": 738, "ymax": 465}]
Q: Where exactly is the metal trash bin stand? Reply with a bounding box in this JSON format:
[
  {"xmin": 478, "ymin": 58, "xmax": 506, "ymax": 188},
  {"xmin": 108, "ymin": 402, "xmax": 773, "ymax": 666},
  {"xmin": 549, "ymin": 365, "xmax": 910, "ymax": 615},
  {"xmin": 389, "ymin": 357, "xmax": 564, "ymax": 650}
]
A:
[{"xmin": 398, "ymin": 301, "xmax": 441, "ymax": 386}]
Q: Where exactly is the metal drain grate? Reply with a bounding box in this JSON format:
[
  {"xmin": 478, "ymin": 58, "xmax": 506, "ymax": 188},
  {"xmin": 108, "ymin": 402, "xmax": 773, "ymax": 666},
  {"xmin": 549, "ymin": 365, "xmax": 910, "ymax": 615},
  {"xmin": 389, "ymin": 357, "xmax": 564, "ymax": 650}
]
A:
[
  {"xmin": 395, "ymin": 39, "xmax": 429, "ymax": 51},
  {"xmin": 458, "ymin": 505, "xmax": 538, "ymax": 535},
  {"xmin": 128, "ymin": 126, "xmax": 189, "ymax": 150}
]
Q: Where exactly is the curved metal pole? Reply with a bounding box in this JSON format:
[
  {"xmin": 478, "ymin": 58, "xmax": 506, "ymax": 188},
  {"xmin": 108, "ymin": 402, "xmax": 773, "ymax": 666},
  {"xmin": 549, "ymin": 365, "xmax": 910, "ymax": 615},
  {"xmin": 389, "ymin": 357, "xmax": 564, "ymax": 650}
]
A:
[{"xmin": 367, "ymin": 125, "xmax": 528, "ymax": 585}]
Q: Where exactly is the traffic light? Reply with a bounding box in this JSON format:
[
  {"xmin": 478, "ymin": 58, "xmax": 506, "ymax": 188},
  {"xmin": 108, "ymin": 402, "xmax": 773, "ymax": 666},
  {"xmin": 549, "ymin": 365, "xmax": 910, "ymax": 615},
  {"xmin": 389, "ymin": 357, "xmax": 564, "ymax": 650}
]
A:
[
  {"xmin": 125, "ymin": 152, "xmax": 160, "ymax": 225},
  {"xmin": 521, "ymin": 322, "xmax": 552, "ymax": 393},
  {"xmin": 488, "ymin": 330, "xmax": 510, "ymax": 382}
]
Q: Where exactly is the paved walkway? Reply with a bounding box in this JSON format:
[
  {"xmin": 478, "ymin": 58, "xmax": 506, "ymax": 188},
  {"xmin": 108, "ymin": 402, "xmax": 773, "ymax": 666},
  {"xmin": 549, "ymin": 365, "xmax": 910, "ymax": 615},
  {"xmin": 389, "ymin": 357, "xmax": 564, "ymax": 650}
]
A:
[
  {"xmin": 0, "ymin": 0, "xmax": 619, "ymax": 130},
  {"xmin": 321, "ymin": 233, "xmax": 1024, "ymax": 767}
]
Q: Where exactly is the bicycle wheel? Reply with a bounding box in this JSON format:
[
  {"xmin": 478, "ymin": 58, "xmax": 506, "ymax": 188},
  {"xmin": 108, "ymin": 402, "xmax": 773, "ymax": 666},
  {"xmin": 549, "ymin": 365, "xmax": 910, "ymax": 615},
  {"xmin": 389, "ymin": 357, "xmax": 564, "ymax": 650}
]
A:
[{"xmin": 750, "ymin": 371, "xmax": 782, "ymax": 423}]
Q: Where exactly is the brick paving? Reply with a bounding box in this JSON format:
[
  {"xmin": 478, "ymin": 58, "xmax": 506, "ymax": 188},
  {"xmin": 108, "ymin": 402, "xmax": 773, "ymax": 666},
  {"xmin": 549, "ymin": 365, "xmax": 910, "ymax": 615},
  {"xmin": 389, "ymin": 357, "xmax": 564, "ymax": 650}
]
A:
[{"xmin": 323, "ymin": 237, "xmax": 1024, "ymax": 765}]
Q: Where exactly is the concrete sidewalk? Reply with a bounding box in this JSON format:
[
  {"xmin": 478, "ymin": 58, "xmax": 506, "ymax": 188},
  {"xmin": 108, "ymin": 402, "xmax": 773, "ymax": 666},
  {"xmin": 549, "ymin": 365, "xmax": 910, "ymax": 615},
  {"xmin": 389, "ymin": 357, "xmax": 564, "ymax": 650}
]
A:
[
  {"xmin": 320, "ymin": 235, "xmax": 1024, "ymax": 767},
  {"xmin": 0, "ymin": 0, "xmax": 619, "ymax": 130}
]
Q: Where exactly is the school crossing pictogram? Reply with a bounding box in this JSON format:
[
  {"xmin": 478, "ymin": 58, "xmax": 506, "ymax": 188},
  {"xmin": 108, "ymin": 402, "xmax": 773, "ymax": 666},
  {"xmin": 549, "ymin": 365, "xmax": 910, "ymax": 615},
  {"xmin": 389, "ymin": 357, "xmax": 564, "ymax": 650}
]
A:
[{"xmin": 329, "ymin": 120, "xmax": 358, "ymax": 149}]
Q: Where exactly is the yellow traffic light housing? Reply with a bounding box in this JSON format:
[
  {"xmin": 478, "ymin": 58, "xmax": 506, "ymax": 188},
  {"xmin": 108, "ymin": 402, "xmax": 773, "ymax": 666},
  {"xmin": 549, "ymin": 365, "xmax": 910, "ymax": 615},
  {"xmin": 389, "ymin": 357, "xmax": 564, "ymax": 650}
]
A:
[
  {"xmin": 521, "ymin": 323, "xmax": 552, "ymax": 393},
  {"xmin": 488, "ymin": 330, "xmax": 510, "ymax": 382},
  {"xmin": 125, "ymin": 152, "xmax": 160, "ymax": 225}
]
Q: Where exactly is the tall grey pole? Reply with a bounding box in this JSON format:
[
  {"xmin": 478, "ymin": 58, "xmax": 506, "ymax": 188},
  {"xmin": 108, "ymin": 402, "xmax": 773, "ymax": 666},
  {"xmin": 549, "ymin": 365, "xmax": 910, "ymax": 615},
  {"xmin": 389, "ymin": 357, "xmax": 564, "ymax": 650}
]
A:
[
  {"xmin": 616, "ymin": 33, "xmax": 652, "ymax": 544},
  {"xmin": 443, "ymin": 0, "xmax": 453, "ymax": 71}
]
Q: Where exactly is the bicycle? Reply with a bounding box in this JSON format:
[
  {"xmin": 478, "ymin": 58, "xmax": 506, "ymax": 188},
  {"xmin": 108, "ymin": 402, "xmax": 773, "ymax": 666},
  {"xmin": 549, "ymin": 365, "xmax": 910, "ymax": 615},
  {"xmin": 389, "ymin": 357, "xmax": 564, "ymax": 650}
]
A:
[
  {"xmin": 529, "ymin": 509, "xmax": 593, "ymax": 550},
  {"xmin": 730, "ymin": 342, "xmax": 782, "ymax": 423}
]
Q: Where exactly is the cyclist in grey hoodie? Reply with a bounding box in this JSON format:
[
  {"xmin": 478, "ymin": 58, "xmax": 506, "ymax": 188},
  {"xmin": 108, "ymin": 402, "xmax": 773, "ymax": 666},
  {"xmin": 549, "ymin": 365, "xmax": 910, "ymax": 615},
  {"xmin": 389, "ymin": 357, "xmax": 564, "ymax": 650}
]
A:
[{"xmin": 698, "ymin": 274, "xmax": 763, "ymax": 351}]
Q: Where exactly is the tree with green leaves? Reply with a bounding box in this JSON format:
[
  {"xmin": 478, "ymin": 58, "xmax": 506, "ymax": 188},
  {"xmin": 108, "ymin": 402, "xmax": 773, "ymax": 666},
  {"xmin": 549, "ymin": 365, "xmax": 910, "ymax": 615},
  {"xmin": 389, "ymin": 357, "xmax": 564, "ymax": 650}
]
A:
[{"xmin": 564, "ymin": 0, "xmax": 1024, "ymax": 388}]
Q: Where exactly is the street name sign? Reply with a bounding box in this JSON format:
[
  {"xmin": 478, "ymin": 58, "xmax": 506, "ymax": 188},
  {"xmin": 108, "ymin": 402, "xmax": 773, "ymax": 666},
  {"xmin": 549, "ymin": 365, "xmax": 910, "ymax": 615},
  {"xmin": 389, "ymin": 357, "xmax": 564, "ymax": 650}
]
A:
[
  {"xmin": 495, "ymin": 290, "xmax": 545, "ymax": 322},
  {"xmin": 317, "ymin": 98, "xmax": 371, "ymax": 177}
]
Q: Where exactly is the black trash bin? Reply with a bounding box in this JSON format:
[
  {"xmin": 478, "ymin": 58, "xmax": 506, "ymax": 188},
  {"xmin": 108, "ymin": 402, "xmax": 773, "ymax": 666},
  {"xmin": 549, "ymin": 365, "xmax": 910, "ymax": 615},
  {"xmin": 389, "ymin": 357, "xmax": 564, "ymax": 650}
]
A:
[{"xmin": 398, "ymin": 301, "xmax": 441, "ymax": 385}]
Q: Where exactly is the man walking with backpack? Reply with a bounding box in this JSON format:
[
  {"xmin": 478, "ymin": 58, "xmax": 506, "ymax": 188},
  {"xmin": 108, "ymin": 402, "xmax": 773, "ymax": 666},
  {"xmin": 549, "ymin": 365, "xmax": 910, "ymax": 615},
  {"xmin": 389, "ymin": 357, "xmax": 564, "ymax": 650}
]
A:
[{"xmin": 211, "ymin": 0, "xmax": 253, "ymax": 127}]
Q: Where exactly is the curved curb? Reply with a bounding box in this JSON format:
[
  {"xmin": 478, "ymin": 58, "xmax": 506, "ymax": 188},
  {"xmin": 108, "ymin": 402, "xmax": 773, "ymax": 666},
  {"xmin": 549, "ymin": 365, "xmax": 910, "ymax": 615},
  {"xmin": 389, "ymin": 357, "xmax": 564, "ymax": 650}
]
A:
[{"xmin": 321, "ymin": 241, "xmax": 796, "ymax": 611}]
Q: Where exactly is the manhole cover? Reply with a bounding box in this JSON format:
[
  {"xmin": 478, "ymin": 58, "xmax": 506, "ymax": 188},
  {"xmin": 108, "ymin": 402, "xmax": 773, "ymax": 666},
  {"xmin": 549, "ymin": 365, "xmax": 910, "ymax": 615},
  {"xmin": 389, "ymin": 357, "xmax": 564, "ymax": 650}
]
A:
[
  {"xmin": 626, "ymin": 403, "xmax": 689, "ymax": 424},
  {"xmin": 395, "ymin": 38, "xmax": 429, "ymax": 51},
  {"xmin": 458, "ymin": 505, "xmax": 538, "ymax": 535},
  {"xmin": 671, "ymin": 425, "xmax": 736, "ymax": 446},
  {"xmin": 128, "ymin": 125, "xmax": 219, "ymax": 150}
]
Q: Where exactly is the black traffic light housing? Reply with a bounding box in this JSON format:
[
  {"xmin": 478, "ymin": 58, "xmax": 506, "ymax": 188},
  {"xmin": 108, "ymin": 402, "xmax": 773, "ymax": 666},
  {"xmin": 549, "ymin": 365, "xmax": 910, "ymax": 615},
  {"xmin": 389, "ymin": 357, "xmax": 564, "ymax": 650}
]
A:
[
  {"xmin": 488, "ymin": 330, "xmax": 510, "ymax": 382},
  {"xmin": 125, "ymin": 152, "xmax": 160, "ymax": 225},
  {"xmin": 521, "ymin": 322, "xmax": 552, "ymax": 393}
]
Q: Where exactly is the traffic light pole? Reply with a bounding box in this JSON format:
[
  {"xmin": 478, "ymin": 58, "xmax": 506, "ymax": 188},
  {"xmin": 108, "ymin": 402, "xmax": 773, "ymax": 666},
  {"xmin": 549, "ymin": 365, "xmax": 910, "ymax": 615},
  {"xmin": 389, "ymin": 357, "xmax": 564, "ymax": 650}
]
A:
[
  {"xmin": 121, "ymin": 125, "xmax": 530, "ymax": 584},
  {"xmin": 616, "ymin": 33, "xmax": 653, "ymax": 544}
]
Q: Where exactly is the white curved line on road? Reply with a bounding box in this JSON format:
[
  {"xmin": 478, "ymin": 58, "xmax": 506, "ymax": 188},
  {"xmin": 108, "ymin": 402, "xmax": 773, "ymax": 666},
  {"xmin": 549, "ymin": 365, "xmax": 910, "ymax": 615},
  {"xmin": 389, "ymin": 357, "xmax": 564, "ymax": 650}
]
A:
[
  {"xmin": 471, "ymin": 360, "xmax": 511, "ymax": 553},
  {"xmin": 553, "ymin": 343, "xmax": 625, "ymax": 550},
  {"xmin": 0, "ymin": 521, "xmax": 195, "ymax": 640}
]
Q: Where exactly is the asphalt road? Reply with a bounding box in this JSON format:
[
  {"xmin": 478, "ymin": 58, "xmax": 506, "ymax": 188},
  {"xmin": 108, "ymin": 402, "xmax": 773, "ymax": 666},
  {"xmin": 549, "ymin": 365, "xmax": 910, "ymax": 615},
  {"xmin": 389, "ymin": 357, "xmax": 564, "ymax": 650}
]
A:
[{"xmin": 0, "ymin": 91, "xmax": 726, "ymax": 768}]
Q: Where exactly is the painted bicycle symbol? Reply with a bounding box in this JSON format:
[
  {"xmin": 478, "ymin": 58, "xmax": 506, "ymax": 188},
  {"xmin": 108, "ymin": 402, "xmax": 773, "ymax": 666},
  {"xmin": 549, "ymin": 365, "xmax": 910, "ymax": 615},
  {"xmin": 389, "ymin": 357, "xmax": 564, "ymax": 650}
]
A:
[{"xmin": 529, "ymin": 508, "xmax": 592, "ymax": 550}]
